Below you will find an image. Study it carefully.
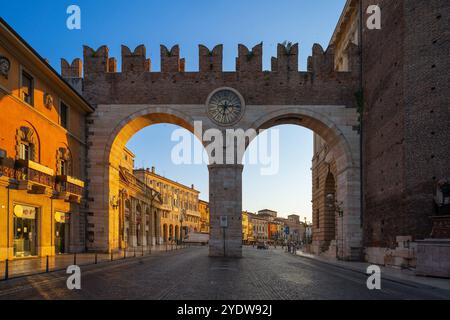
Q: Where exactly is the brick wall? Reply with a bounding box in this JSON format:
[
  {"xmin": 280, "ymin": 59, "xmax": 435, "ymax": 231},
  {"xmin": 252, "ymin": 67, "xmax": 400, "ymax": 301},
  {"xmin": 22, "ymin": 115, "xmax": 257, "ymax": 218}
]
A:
[
  {"xmin": 63, "ymin": 42, "xmax": 362, "ymax": 107},
  {"xmin": 362, "ymin": 0, "xmax": 450, "ymax": 248}
]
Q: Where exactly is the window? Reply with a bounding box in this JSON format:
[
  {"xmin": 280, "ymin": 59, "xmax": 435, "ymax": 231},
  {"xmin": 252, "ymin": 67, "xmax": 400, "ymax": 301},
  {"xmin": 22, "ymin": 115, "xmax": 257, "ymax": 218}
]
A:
[
  {"xmin": 21, "ymin": 71, "xmax": 34, "ymax": 105},
  {"xmin": 57, "ymin": 148, "xmax": 72, "ymax": 176},
  {"xmin": 58, "ymin": 159, "xmax": 67, "ymax": 176},
  {"xmin": 17, "ymin": 127, "xmax": 38, "ymax": 162},
  {"xmin": 60, "ymin": 102, "xmax": 69, "ymax": 129},
  {"xmin": 19, "ymin": 142, "xmax": 31, "ymax": 161}
]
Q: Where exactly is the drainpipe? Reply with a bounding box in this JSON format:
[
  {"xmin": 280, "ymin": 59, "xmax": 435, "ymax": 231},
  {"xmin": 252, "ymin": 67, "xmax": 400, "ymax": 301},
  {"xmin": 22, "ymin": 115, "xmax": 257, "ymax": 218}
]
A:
[
  {"xmin": 359, "ymin": 0, "xmax": 365, "ymax": 244},
  {"xmin": 6, "ymin": 187, "xmax": 10, "ymax": 257}
]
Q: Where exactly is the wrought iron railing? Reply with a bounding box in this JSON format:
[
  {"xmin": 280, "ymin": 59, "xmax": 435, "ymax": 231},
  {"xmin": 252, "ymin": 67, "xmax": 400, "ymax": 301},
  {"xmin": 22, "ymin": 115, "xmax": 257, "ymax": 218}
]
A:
[
  {"xmin": 0, "ymin": 164, "xmax": 20, "ymax": 180},
  {"xmin": 18, "ymin": 166, "xmax": 54, "ymax": 188},
  {"xmin": 55, "ymin": 180, "xmax": 83, "ymax": 196}
]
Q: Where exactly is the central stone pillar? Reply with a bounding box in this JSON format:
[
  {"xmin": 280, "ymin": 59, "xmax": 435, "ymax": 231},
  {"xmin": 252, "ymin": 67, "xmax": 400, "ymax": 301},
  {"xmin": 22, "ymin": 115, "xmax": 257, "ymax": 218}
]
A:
[{"xmin": 208, "ymin": 164, "xmax": 243, "ymax": 258}]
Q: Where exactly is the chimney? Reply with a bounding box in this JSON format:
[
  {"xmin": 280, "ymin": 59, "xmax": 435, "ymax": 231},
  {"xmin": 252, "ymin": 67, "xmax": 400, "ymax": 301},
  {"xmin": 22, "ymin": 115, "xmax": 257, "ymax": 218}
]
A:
[{"xmin": 152, "ymin": 166, "xmax": 155, "ymax": 174}]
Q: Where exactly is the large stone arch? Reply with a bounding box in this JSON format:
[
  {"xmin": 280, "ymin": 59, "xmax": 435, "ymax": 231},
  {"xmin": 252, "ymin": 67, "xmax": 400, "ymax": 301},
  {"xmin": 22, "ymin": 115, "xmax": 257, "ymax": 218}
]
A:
[
  {"xmin": 86, "ymin": 103, "xmax": 361, "ymax": 259},
  {"xmin": 244, "ymin": 106, "xmax": 362, "ymax": 260},
  {"xmin": 87, "ymin": 105, "xmax": 204, "ymax": 252},
  {"xmin": 249, "ymin": 107, "xmax": 356, "ymax": 168}
]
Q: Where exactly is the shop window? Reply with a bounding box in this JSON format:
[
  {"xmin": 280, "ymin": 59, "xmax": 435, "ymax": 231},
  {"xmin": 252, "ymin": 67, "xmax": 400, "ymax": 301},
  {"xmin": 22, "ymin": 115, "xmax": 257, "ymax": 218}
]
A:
[{"xmin": 13, "ymin": 204, "xmax": 38, "ymax": 257}]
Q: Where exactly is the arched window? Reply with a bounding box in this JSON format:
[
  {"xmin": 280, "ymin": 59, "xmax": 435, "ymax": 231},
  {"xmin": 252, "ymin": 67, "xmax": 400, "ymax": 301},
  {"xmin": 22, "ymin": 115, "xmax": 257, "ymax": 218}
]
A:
[
  {"xmin": 56, "ymin": 147, "xmax": 72, "ymax": 176},
  {"xmin": 16, "ymin": 126, "xmax": 39, "ymax": 161}
]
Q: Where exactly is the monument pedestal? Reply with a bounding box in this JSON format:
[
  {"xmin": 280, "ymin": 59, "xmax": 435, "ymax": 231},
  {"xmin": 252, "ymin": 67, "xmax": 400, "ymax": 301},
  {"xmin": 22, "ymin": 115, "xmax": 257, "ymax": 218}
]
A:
[
  {"xmin": 416, "ymin": 215, "xmax": 450, "ymax": 278},
  {"xmin": 416, "ymin": 239, "xmax": 450, "ymax": 278}
]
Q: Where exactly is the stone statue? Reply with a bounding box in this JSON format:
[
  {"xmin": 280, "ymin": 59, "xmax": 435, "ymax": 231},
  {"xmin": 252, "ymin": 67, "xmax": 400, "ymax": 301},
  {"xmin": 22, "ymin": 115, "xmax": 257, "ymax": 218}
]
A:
[{"xmin": 0, "ymin": 56, "xmax": 11, "ymax": 79}]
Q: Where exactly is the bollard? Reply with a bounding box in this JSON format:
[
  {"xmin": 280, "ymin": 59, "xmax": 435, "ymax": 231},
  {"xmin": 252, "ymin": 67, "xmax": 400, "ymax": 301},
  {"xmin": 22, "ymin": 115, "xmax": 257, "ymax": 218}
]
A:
[
  {"xmin": 124, "ymin": 249, "xmax": 126, "ymax": 260},
  {"xmin": 111, "ymin": 251, "xmax": 114, "ymax": 261},
  {"xmin": 73, "ymin": 253, "xmax": 77, "ymax": 265},
  {"xmin": 95, "ymin": 253, "xmax": 98, "ymax": 265},
  {"xmin": 5, "ymin": 259, "xmax": 9, "ymax": 280},
  {"xmin": 46, "ymin": 255, "xmax": 49, "ymax": 273}
]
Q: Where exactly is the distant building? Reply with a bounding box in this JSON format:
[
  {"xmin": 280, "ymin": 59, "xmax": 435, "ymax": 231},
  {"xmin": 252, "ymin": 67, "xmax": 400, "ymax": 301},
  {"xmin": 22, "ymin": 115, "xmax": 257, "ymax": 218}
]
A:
[
  {"xmin": 199, "ymin": 200, "xmax": 210, "ymax": 234},
  {"xmin": 258, "ymin": 209, "xmax": 277, "ymax": 218},
  {"xmin": 249, "ymin": 212, "xmax": 269, "ymax": 242},
  {"xmin": 242, "ymin": 211, "xmax": 254, "ymax": 243},
  {"xmin": 134, "ymin": 167, "xmax": 201, "ymax": 243}
]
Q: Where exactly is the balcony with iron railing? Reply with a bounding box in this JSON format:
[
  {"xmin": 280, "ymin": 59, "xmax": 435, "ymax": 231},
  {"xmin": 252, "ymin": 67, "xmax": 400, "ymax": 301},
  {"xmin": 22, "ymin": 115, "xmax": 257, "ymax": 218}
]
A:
[
  {"xmin": 0, "ymin": 162, "xmax": 20, "ymax": 181},
  {"xmin": 1, "ymin": 159, "xmax": 85, "ymax": 201},
  {"xmin": 55, "ymin": 175, "xmax": 85, "ymax": 203},
  {"xmin": 15, "ymin": 159, "xmax": 55, "ymax": 194}
]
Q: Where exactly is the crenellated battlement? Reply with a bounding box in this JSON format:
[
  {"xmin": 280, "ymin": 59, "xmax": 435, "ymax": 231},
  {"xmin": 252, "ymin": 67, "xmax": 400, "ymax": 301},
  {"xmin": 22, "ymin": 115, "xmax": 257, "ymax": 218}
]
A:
[
  {"xmin": 160, "ymin": 45, "xmax": 185, "ymax": 73},
  {"xmin": 199, "ymin": 44, "xmax": 223, "ymax": 72},
  {"xmin": 61, "ymin": 58, "xmax": 82, "ymax": 78},
  {"xmin": 64, "ymin": 42, "xmax": 360, "ymax": 77},
  {"xmin": 83, "ymin": 45, "xmax": 109, "ymax": 75},
  {"xmin": 307, "ymin": 43, "xmax": 335, "ymax": 76},
  {"xmin": 122, "ymin": 45, "xmax": 151, "ymax": 73},
  {"xmin": 62, "ymin": 42, "xmax": 360, "ymax": 106},
  {"xmin": 271, "ymin": 42, "xmax": 299, "ymax": 72},
  {"xmin": 236, "ymin": 43, "xmax": 263, "ymax": 72}
]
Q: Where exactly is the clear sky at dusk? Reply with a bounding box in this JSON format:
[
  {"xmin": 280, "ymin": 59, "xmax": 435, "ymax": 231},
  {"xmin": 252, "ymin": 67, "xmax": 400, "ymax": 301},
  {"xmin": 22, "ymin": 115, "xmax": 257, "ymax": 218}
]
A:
[{"xmin": 1, "ymin": 0, "xmax": 347, "ymax": 221}]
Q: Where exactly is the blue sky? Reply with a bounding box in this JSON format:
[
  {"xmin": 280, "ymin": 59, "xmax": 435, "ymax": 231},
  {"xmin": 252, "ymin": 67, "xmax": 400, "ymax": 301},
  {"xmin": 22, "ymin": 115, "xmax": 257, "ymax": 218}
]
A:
[{"xmin": 1, "ymin": 0, "xmax": 346, "ymax": 220}]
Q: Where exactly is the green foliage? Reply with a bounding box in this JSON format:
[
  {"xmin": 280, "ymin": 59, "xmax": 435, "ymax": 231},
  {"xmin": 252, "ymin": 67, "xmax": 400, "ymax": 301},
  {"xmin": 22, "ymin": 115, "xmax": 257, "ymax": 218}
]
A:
[{"xmin": 282, "ymin": 41, "xmax": 295, "ymax": 55}]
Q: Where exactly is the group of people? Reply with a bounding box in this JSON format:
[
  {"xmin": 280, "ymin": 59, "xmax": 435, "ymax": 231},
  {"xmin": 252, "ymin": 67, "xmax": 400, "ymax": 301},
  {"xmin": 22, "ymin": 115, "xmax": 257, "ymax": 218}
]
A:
[
  {"xmin": 250, "ymin": 241, "xmax": 302, "ymax": 254},
  {"xmin": 283, "ymin": 242, "xmax": 300, "ymax": 254}
]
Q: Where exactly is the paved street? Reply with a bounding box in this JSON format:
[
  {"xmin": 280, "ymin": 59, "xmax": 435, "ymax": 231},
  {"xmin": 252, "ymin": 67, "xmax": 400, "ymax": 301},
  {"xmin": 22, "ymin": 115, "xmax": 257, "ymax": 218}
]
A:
[{"xmin": 0, "ymin": 246, "xmax": 449, "ymax": 300}]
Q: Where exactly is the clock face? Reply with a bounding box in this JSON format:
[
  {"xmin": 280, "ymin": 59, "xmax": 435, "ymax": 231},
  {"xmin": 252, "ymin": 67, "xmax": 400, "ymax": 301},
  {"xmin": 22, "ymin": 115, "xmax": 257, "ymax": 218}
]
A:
[{"xmin": 207, "ymin": 89, "xmax": 244, "ymax": 125}]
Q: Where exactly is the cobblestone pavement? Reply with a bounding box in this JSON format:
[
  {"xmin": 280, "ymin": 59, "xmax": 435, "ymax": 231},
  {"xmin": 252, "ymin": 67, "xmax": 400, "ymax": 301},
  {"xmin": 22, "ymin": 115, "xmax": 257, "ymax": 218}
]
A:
[{"xmin": 0, "ymin": 246, "xmax": 449, "ymax": 300}]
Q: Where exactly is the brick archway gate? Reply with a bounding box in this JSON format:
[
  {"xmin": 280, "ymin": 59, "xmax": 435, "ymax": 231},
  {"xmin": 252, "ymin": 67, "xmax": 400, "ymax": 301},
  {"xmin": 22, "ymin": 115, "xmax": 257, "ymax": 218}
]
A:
[
  {"xmin": 64, "ymin": 42, "xmax": 362, "ymax": 259},
  {"xmin": 249, "ymin": 107, "xmax": 361, "ymax": 260}
]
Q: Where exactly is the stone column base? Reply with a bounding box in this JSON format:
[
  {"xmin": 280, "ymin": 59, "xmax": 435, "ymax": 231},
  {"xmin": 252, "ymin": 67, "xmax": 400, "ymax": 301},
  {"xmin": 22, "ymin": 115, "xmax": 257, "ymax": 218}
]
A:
[{"xmin": 208, "ymin": 164, "xmax": 243, "ymax": 258}]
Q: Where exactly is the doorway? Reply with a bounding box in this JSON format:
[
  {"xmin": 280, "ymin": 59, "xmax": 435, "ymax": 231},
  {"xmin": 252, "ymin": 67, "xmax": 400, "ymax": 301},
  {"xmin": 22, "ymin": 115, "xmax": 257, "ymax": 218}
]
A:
[{"xmin": 55, "ymin": 212, "xmax": 70, "ymax": 254}]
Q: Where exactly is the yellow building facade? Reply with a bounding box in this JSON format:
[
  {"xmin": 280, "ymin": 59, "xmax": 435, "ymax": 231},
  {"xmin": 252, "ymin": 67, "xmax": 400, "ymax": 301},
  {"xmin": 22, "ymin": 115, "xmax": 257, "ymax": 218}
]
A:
[
  {"xmin": 242, "ymin": 211, "xmax": 254, "ymax": 243},
  {"xmin": 199, "ymin": 200, "xmax": 210, "ymax": 234},
  {"xmin": 134, "ymin": 167, "xmax": 201, "ymax": 243},
  {"xmin": 116, "ymin": 148, "xmax": 165, "ymax": 248},
  {"xmin": 0, "ymin": 18, "xmax": 93, "ymax": 260}
]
